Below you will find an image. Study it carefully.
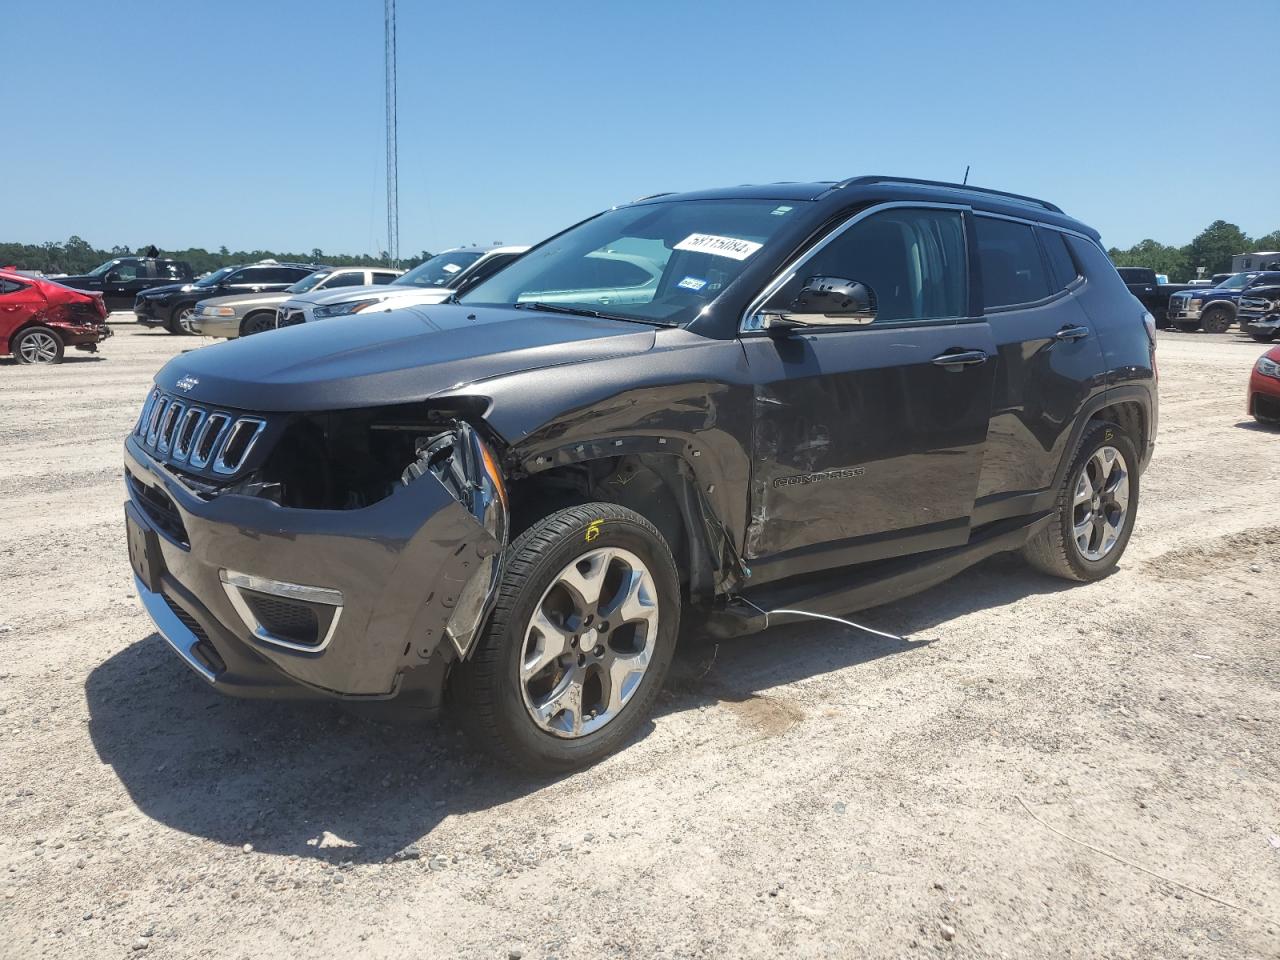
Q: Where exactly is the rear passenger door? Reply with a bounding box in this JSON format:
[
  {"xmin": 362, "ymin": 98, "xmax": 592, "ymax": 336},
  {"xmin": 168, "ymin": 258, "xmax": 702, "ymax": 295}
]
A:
[{"xmin": 970, "ymin": 216, "xmax": 1106, "ymax": 524}]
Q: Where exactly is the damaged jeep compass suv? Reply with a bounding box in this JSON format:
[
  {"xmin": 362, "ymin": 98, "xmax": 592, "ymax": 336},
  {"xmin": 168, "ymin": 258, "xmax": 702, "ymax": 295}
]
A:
[{"xmin": 124, "ymin": 176, "xmax": 1157, "ymax": 773}]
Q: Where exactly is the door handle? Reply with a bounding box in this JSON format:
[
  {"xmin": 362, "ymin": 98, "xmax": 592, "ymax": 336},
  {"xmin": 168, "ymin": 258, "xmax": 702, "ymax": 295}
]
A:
[
  {"xmin": 931, "ymin": 349, "xmax": 988, "ymax": 368},
  {"xmin": 1054, "ymin": 325, "xmax": 1091, "ymax": 341}
]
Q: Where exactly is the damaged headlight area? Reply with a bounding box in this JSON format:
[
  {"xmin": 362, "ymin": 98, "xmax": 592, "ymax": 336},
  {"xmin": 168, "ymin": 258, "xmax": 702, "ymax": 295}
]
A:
[{"xmin": 227, "ymin": 401, "xmax": 507, "ymax": 523}]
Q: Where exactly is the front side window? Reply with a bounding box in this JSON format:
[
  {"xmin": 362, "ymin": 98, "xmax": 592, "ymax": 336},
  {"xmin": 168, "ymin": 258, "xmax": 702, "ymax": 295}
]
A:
[
  {"xmin": 762, "ymin": 207, "xmax": 967, "ymax": 323},
  {"xmin": 461, "ymin": 199, "xmax": 801, "ymax": 326},
  {"xmin": 110, "ymin": 263, "xmax": 139, "ymax": 281},
  {"xmin": 975, "ymin": 216, "xmax": 1051, "ymax": 309}
]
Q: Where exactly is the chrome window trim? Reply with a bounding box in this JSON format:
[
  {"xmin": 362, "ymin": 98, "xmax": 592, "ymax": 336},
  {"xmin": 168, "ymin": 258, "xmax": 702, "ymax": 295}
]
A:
[
  {"xmin": 219, "ymin": 569, "xmax": 344, "ymax": 653},
  {"xmin": 740, "ymin": 200, "xmax": 973, "ymax": 333}
]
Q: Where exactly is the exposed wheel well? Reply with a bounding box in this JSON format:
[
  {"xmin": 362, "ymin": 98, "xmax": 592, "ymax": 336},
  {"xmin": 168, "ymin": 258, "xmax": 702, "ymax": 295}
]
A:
[
  {"xmin": 1091, "ymin": 401, "xmax": 1146, "ymax": 456},
  {"xmin": 506, "ymin": 454, "xmax": 718, "ymax": 605}
]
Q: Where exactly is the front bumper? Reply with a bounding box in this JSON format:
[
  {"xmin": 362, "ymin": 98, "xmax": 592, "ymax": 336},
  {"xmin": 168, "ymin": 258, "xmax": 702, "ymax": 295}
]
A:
[
  {"xmin": 1167, "ymin": 303, "xmax": 1202, "ymax": 322},
  {"xmin": 188, "ymin": 315, "xmax": 240, "ymax": 338},
  {"xmin": 133, "ymin": 299, "xmax": 168, "ymax": 326},
  {"xmin": 1240, "ymin": 314, "xmax": 1280, "ymax": 334},
  {"xmin": 124, "ymin": 435, "xmax": 501, "ymax": 702}
]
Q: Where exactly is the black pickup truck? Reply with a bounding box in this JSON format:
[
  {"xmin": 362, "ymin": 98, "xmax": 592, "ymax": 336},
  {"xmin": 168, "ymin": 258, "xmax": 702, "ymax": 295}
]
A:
[
  {"xmin": 56, "ymin": 257, "xmax": 195, "ymax": 312},
  {"xmin": 1115, "ymin": 267, "xmax": 1197, "ymax": 329}
]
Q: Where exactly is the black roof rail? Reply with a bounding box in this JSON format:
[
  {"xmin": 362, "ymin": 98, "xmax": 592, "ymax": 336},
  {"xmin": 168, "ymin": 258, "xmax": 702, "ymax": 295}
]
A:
[{"xmin": 824, "ymin": 175, "xmax": 1063, "ymax": 214}]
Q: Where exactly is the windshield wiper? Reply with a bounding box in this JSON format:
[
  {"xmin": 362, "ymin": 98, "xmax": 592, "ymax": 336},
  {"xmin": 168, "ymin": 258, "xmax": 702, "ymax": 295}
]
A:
[{"xmin": 512, "ymin": 302, "xmax": 671, "ymax": 326}]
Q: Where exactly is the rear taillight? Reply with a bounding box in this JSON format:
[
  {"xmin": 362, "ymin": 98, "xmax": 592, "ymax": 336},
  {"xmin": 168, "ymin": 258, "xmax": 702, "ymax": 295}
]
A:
[{"xmin": 1141, "ymin": 310, "xmax": 1157, "ymax": 346}]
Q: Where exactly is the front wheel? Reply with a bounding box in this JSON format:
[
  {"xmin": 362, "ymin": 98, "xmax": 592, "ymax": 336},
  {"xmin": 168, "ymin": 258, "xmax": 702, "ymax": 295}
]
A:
[
  {"xmin": 1201, "ymin": 305, "xmax": 1234, "ymax": 334},
  {"xmin": 167, "ymin": 304, "xmax": 195, "ymax": 335},
  {"xmin": 454, "ymin": 502, "xmax": 680, "ymax": 774},
  {"xmin": 1022, "ymin": 421, "xmax": 1139, "ymax": 582},
  {"xmin": 240, "ymin": 312, "xmax": 276, "ymax": 336}
]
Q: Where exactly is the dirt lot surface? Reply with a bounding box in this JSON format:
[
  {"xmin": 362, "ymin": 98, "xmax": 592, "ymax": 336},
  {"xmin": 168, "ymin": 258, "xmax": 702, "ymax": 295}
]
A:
[{"xmin": 1, "ymin": 322, "xmax": 1278, "ymax": 959}]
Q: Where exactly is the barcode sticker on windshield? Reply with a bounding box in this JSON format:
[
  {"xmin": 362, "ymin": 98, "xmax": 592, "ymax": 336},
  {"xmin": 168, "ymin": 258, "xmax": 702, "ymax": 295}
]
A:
[{"xmin": 673, "ymin": 233, "xmax": 763, "ymax": 261}]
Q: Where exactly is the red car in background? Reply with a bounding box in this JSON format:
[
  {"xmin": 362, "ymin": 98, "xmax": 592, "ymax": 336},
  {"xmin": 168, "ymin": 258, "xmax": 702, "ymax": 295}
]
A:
[
  {"xmin": 0, "ymin": 268, "xmax": 112, "ymax": 364},
  {"xmin": 1248, "ymin": 344, "xmax": 1280, "ymax": 425}
]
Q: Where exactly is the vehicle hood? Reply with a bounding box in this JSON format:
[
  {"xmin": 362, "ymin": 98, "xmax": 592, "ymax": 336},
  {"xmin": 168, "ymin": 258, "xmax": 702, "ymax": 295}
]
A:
[
  {"xmin": 139, "ymin": 282, "xmax": 196, "ymax": 299},
  {"xmin": 287, "ymin": 282, "xmax": 438, "ymax": 307},
  {"xmin": 154, "ymin": 303, "xmax": 657, "ymax": 412},
  {"xmin": 196, "ymin": 291, "xmax": 287, "ymax": 310},
  {"xmin": 1240, "ymin": 284, "xmax": 1280, "ymax": 300}
]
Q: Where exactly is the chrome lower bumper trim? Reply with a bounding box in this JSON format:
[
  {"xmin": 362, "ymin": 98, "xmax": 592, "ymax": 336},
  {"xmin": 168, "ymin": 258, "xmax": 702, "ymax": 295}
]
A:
[
  {"xmin": 218, "ymin": 568, "xmax": 344, "ymax": 653},
  {"xmin": 134, "ymin": 574, "xmax": 217, "ymax": 683}
]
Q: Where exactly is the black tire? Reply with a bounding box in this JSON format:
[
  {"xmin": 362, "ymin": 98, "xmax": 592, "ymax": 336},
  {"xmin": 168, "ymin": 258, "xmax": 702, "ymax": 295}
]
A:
[
  {"xmin": 167, "ymin": 304, "xmax": 194, "ymax": 335},
  {"xmin": 1251, "ymin": 331, "xmax": 1278, "ymax": 343},
  {"xmin": 240, "ymin": 312, "xmax": 276, "ymax": 336},
  {"xmin": 454, "ymin": 502, "xmax": 680, "ymax": 774},
  {"xmin": 11, "ymin": 326, "xmax": 65, "ymax": 364},
  {"xmin": 1022, "ymin": 421, "xmax": 1140, "ymax": 582},
  {"xmin": 1201, "ymin": 305, "xmax": 1233, "ymax": 334}
]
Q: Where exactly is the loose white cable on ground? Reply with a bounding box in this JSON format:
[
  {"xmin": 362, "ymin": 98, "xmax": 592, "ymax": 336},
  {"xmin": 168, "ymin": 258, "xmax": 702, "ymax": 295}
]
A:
[{"xmin": 739, "ymin": 598, "xmax": 906, "ymax": 642}]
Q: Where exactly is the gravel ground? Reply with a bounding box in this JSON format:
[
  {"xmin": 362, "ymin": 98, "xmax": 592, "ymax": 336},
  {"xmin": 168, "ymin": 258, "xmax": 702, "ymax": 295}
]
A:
[{"xmin": 1, "ymin": 321, "xmax": 1278, "ymax": 960}]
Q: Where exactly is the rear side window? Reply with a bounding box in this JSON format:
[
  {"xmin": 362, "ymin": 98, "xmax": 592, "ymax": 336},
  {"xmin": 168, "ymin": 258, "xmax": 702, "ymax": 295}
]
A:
[
  {"xmin": 975, "ymin": 216, "xmax": 1051, "ymax": 309},
  {"xmin": 371, "ymin": 271, "xmax": 399, "ymax": 285},
  {"xmin": 155, "ymin": 262, "xmax": 184, "ymax": 280},
  {"xmin": 1038, "ymin": 229, "xmax": 1080, "ymax": 291},
  {"xmin": 0, "ymin": 278, "xmax": 28, "ymax": 294}
]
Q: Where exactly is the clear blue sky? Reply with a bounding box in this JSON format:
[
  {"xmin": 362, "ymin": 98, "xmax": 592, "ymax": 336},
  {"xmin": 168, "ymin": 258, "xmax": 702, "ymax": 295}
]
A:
[{"xmin": 7, "ymin": 0, "xmax": 1279, "ymax": 256}]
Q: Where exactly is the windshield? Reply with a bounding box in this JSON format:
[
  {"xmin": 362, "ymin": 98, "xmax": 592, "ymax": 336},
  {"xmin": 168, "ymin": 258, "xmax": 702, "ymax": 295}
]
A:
[
  {"xmin": 288, "ymin": 270, "xmax": 332, "ymax": 294},
  {"xmin": 394, "ymin": 251, "xmax": 485, "ymax": 288},
  {"xmin": 195, "ymin": 267, "xmax": 236, "ymax": 288},
  {"xmin": 1216, "ymin": 273, "xmax": 1255, "ymax": 290},
  {"xmin": 459, "ymin": 199, "xmax": 799, "ymax": 325},
  {"xmin": 86, "ymin": 259, "xmax": 121, "ymax": 277}
]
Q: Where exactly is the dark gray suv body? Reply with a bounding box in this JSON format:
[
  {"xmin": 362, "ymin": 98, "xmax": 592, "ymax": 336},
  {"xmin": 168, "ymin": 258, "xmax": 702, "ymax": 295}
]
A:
[{"xmin": 123, "ymin": 176, "xmax": 1157, "ymax": 772}]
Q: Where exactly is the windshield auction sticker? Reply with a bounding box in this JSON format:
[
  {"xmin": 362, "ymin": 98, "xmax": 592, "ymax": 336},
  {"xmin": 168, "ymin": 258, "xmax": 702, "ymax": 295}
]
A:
[{"xmin": 673, "ymin": 233, "xmax": 763, "ymax": 261}]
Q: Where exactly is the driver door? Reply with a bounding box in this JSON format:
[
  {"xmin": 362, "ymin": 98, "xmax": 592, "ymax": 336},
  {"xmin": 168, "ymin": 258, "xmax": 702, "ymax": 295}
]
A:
[{"xmin": 741, "ymin": 205, "xmax": 996, "ymax": 578}]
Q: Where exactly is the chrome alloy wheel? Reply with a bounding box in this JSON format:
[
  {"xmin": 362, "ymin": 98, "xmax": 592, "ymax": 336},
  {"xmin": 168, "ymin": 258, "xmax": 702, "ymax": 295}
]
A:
[
  {"xmin": 18, "ymin": 331, "xmax": 59, "ymax": 363},
  {"xmin": 178, "ymin": 307, "xmax": 197, "ymax": 333},
  {"xmin": 1072, "ymin": 445, "xmax": 1130, "ymax": 561},
  {"xmin": 520, "ymin": 547, "xmax": 659, "ymax": 739}
]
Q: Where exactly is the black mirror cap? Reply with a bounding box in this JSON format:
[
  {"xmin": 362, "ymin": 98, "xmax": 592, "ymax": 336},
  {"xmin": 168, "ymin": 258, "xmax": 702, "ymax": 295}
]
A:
[{"xmin": 791, "ymin": 277, "xmax": 877, "ymax": 320}]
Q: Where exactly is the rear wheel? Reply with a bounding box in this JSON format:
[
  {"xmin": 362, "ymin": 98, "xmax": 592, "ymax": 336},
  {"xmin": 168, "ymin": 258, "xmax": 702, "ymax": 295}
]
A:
[
  {"xmin": 454, "ymin": 502, "xmax": 680, "ymax": 774},
  {"xmin": 1201, "ymin": 305, "xmax": 1234, "ymax": 334},
  {"xmin": 11, "ymin": 326, "xmax": 64, "ymax": 364},
  {"xmin": 1022, "ymin": 421, "xmax": 1139, "ymax": 582},
  {"xmin": 240, "ymin": 312, "xmax": 276, "ymax": 336}
]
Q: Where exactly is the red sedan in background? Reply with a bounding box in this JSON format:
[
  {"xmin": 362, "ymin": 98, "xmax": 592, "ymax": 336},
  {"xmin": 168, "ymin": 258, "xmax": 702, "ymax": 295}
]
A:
[
  {"xmin": 1248, "ymin": 344, "xmax": 1280, "ymax": 425},
  {"xmin": 1, "ymin": 267, "xmax": 112, "ymax": 364}
]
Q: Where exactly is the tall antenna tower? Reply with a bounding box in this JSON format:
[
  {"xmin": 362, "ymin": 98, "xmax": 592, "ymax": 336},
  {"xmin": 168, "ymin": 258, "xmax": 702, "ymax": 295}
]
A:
[{"xmin": 384, "ymin": 0, "xmax": 399, "ymax": 265}]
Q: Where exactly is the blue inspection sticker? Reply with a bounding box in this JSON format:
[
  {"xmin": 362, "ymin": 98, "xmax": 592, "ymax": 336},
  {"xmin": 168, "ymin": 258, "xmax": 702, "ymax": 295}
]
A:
[{"xmin": 677, "ymin": 276, "xmax": 708, "ymax": 292}]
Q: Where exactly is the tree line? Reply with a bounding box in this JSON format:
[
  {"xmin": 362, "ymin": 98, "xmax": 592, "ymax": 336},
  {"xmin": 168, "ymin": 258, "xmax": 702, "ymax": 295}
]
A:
[
  {"xmin": 0, "ymin": 236, "xmax": 431, "ymax": 276},
  {"xmin": 1108, "ymin": 220, "xmax": 1280, "ymax": 282}
]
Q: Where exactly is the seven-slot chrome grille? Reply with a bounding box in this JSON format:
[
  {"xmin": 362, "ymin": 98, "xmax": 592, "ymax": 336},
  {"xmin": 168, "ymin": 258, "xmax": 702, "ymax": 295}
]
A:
[{"xmin": 133, "ymin": 388, "xmax": 267, "ymax": 476}]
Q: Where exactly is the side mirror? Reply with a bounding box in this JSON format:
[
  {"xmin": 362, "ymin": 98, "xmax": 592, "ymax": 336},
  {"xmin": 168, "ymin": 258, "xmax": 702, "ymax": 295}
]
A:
[{"xmin": 763, "ymin": 277, "xmax": 877, "ymax": 332}]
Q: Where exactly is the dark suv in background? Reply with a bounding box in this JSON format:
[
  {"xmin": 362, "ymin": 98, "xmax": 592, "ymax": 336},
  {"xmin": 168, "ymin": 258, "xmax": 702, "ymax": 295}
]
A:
[
  {"xmin": 55, "ymin": 256, "xmax": 195, "ymax": 311},
  {"xmin": 134, "ymin": 261, "xmax": 318, "ymax": 333},
  {"xmin": 124, "ymin": 176, "xmax": 1156, "ymax": 774}
]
